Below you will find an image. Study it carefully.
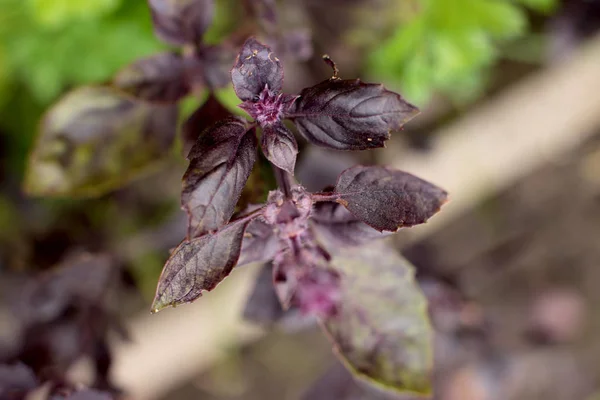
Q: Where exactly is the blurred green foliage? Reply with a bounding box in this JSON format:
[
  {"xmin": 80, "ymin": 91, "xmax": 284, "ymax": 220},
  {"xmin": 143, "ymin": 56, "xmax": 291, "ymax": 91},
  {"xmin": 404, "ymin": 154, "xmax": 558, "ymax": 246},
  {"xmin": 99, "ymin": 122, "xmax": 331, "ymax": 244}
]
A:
[
  {"xmin": 0, "ymin": 0, "xmax": 162, "ymax": 103},
  {"xmin": 0, "ymin": 0, "xmax": 164, "ymax": 176},
  {"xmin": 367, "ymin": 0, "xmax": 558, "ymax": 104}
]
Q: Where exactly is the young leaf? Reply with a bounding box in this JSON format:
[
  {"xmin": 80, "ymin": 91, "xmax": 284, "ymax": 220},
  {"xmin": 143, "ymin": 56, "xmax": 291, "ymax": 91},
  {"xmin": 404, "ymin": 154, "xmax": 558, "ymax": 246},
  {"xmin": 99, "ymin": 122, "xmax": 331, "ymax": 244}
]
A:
[
  {"xmin": 181, "ymin": 93, "xmax": 232, "ymax": 156},
  {"xmin": 148, "ymin": 0, "xmax": 214, "ymax": 46},
  {"xmin": 113, "ymin": 52, "xmax": 190, "ymax": 103},
  {"xmin": 182, "ymin": 117, "xmax": 257, "ymax": 238},
  {"xmin": 152, "ymin": 219, "xmax": 250, "ymax": 312},
  {"xmin": 285, "ymin": 79, "xmax": 419, "ymax": 150},
  {"xmin": 311, "ymin": 201, "xmax": 389, "ymax": 249},
  {"xmin": 237, "ymin": 218, "xmax": 282, "ymax": 267},
  {"xmin": 25, "ymin": 86, "xmax": 178, "ymax": 197},
  {"xmin": 231, "ymin": 38, "xmax": 283, "ymax": 101},
  {"xmin": 325, "ymin": 166, "xmax": 447, "ymax": 232},
  {"xmin": 261, "ymin": 123, "xmax": 298, "ymax": 174},
  {"xmin": 322, "ymin": 241, "xmax": 433, "ymax": 395}
]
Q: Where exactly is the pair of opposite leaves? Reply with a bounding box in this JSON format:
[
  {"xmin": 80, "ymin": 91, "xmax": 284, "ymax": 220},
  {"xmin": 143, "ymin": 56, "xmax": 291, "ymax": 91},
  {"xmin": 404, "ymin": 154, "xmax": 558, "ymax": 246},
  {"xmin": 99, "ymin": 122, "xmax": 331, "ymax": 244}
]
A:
[{"xmin": 154, "ymin": 37, "xmax": 448, "ymax": 313}]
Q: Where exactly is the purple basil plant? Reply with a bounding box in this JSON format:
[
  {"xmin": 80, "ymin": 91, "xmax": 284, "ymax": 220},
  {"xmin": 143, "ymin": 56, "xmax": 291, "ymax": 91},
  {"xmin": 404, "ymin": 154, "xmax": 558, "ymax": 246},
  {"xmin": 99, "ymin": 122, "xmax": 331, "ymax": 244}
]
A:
[
  {"xmin": 152, "ymin": 37, "xmax": 447, "ymax": 314},
  {"xmin": 151, "ymin": 36, "xmax": 448, "ymax": 394}
]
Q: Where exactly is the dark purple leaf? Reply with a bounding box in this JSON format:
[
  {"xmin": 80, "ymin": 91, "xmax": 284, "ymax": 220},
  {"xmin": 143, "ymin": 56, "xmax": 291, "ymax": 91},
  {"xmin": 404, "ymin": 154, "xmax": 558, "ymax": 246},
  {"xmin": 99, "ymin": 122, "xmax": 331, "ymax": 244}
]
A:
[
  {"xmin": 322, "ymin": 241, "xmax": 433, "ymax": 395},
  {"xmin": 181, "ymin": 93, "xmax": 232, "ymax": 156},
  {"xmin": 237, "ymin": 218, "xmax": 282, "ymax": 267},
  {"xmin": 152, "ymin": 218, "xmax": 250, "ymax": 312},
  {"xmin": 324, "ymin": 165, "xmax": 447, "ymax": 232},
  {"xmin": 231, "ymin": 38, "xmax": 283, "ymax": 101},
  {"xmin": 311, "ymin": 201, "xmax": 389, "ymax": 249},
  {"xmin": 113, "ymin": 52, "xmax": 190, "ymax": 103},
  {"xmin": 0, "ymin": 363, "xmax": 38, "ymax": 399},
  {"xmin": 261, "ymin": 123, "xmax": 298, "ymax": 174},
  {"xmin": 182, "ymin": 117, "xmax": 257, "ymax": 238},
  {"xmin": 148, "ymin": 0, "xmax": 214, "ymax": 46},
  {"xmin": 25, "ymin": 86, "xmax": 178, "ymax": 197},
  {"xmin": 242, "ymin": 263, "xmax": 285, "ymax": 325},
  {"xmin": 12, "ymin": 254, "xmax": 124, "ymax": 391},
  {"xmin": 285, "ymin": 79, "xmax": 419, "ymax": 150}
]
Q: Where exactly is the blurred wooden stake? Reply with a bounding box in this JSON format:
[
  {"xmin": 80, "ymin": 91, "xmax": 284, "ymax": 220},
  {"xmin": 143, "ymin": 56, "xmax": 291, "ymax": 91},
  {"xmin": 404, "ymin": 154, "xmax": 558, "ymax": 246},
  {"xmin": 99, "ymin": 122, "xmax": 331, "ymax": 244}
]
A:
[
  {"xmin": 384, "ymin": 32, "xmax": 600, "ymax": 242},
  {"xmin": 111, "ymin": 265, "xmax": 263, "ymax": 400}
]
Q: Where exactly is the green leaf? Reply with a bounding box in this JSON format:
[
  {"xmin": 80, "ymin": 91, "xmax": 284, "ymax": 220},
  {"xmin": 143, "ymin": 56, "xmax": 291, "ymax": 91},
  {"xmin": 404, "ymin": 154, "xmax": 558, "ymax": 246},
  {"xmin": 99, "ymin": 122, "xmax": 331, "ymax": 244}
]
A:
[
  {"xmin": 25, "ymin": 86, "xmax": 178, "ymax": 197},
  {"xmin": 515, "ymin": 0, "xmax": 558, "ymax": 14},
  {"xmin": 366, "ymin": 0, "xmax": 535, "ymax": 104},
  {"xmin": 322, "ymin": 240, "xmax": 433, "ymax": 395},
  {"xmin": 28, "ymin": 0, "xmax": 122, "ymax": 27}
]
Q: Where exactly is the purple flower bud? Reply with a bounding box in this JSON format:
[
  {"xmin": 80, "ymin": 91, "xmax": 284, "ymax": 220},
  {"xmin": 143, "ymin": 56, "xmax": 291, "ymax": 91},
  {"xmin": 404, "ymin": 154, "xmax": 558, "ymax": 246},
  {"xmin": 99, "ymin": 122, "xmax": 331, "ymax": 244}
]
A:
[
  {"xmin": 294, "ymin": 267, "xmax": 341, "ymax": 317},
  {"xmin": 239, "ymin": 85, "xmax": 297, "ymax": 127}
]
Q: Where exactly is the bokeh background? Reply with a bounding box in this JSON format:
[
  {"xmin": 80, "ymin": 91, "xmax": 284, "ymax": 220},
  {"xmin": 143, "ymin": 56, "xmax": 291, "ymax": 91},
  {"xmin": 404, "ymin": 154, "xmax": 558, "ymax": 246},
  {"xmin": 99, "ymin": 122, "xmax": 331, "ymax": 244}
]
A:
[{"xmin": 2, "ymin": 0, "xmax": 600, "ymax": 399}]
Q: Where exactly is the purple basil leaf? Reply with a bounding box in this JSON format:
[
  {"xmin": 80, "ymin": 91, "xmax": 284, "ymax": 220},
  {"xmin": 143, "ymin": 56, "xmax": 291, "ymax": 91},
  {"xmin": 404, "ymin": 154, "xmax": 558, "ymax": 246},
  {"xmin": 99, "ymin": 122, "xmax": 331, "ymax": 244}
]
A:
[
  {"xmin": 182, "ymin": 117, "xmax": 257, "ymax": 238},
  {"xmin": 260, "ymin": 123, "xmax": 298, "ymax": 174},
  {"xmin": 311, "ymin": 201, "xmax": 389, "ymax": 249},
  {"xmin": 147, "ymin": 0, "xmax": 214, "ymax": 46},
  {"xmin": 328, "ymin": 165, "xmax": 447, "ymax": 232},
  {"xmin": 285, "ymin": 79, "xmax": 419, "ymax": 150},
  {"xmin": 181, "ymin": 93, "xmax": 232, "ymax": 156},
  {"xmin": 231, "ymin": 37, "xmax": 283, "ymax": 101},
  {"xmin": 0, "ymin": 363, "xmax": 38, "ymax": 399},
  {"xmin": 113, "ymin": 52, "xmax": 190, "ymax": 103},
  {"xmin": 152, "ymin": 218, "xmax": 250, "ymax": 312},
  {"xmin": 242, "ymin": 263, "xmax": 285, "ymax": 325},
  {"xmin": 24, "ymin": 86, "xmax": 178, "ymax": 197},
  {"xmin": 237, "ymin": 218, "xmax": 282, "ymax": 267},
  {"xmin": 322, "ymin": 241, "xmax": 433, "ymax": 395}
]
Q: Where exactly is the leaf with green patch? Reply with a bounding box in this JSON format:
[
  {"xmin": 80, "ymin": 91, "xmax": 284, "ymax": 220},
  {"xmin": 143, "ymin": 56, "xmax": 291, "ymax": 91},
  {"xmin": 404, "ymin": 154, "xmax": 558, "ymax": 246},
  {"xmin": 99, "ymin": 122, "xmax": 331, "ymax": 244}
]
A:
[
  {"xmin": 113, "ymin": 52, "xmax": 191, "ymax": 103},
  {"xmin": 152, "ymin": 218, "xmax": 250, "ymax": 312},
  {"xmin": 182, "ymin": 117, "xmax": 257, "ymax": 237},
  {"xmin": 24, "ymin": 86, "xmax": 178, "ymax": 197},
  {"xmin": 321, "ymin": 241, "xmax": 433, "ymax": 395}
]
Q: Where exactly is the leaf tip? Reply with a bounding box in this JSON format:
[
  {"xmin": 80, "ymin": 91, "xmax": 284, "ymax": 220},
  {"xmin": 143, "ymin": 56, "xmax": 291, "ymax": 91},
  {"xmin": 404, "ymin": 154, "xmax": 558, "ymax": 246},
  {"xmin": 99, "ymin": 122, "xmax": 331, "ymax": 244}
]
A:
[{"xmin": 150, "ymin": 295, "xmax": 174, "ymax": 314}]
